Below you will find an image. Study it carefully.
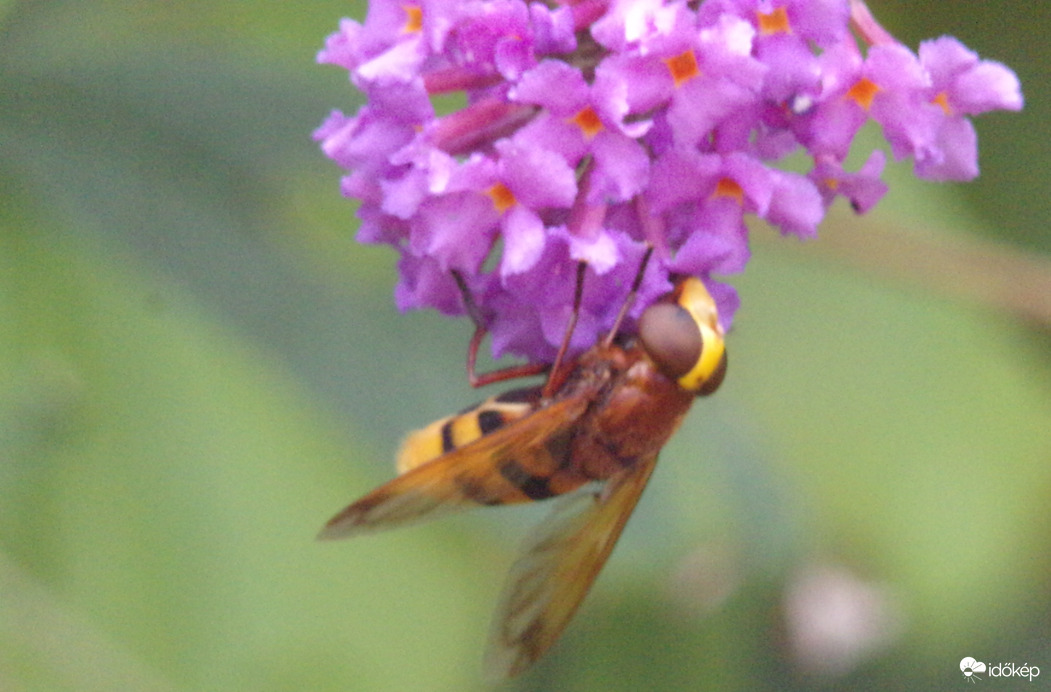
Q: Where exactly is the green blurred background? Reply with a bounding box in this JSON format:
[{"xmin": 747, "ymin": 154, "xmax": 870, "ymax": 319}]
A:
[{"xmin": 2, "ymin": 1, "xmax": 1049, "ymax": 690}]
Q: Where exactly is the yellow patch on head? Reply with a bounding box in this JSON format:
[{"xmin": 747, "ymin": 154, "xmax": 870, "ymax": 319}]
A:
[{"xmin": 672, "ymin": 278, "xmax": 726, "ymax": 392}]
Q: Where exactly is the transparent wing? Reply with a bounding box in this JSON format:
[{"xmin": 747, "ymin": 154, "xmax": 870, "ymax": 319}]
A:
[
  {"xmin": 483, "ymin": 452, "xmax": 660, "ymax": 680},
  {"xmin": 318, "ymin": 394, "xmax": 591, "ymax": 540}
]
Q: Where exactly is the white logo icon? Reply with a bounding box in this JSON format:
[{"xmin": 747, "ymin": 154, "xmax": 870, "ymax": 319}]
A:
[{"xmin": 961, "ymin": 657, "xmax": 987, "ymax": 682}]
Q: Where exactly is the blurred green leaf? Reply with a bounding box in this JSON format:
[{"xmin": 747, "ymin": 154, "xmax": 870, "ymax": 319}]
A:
[{"xmin": 0, "ymin": 229, "xmax": 500, "ymax": 692}]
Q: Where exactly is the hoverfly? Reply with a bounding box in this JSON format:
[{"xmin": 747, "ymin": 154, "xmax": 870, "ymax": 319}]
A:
[{"xmin": 320, "ymin": 253, "xmax": 727, "ymax": 679}]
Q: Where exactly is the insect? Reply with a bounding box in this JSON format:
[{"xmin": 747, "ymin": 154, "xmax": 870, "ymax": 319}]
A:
[{"xmin": 319, "ymin": 256, "xmax": 727, "ymax": 679}]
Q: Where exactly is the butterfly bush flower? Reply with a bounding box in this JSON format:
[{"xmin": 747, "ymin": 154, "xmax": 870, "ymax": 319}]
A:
[{"xmin": 315, "ymin": 0, "xmax": 1022, "ymax": 363}]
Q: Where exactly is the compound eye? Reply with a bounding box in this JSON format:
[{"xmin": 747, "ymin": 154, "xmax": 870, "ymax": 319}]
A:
[{"xmin": 638, "ymin": 303, "xmax": 702, "ymax": 380}]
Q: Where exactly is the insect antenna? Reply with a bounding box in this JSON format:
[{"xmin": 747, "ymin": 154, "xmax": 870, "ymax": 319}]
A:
[{"xmin": 601, "ymin": 245, "xmax": 654, "ymax": 349}]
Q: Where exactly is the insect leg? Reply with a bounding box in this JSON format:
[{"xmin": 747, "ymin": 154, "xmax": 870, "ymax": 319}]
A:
[
  {"xmin": 452, "ymin": 270, "xmax": 550, "ymax": 389},
  {"xmin": 601, "ymin": 245, "xmax": 654, "ymax": 348},
  {"xmin": 541, "ymin": 261, "xmax": 587, "ymax": 398}
]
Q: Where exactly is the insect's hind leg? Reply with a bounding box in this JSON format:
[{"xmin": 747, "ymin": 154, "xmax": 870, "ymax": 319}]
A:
[{"xmin": 451, "ymin": 270, "xmax": 550, "ymax": 389}]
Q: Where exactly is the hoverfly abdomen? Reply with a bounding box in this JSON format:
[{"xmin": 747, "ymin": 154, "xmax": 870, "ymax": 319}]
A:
[{"xmin": 396, "ymin": 387, "xmax": 542, "ymax": 475}]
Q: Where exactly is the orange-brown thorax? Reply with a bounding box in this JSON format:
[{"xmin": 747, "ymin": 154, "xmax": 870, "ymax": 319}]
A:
[{"xmin": 560, "ymin": 340, "xmax": 695, "ymax": 482}]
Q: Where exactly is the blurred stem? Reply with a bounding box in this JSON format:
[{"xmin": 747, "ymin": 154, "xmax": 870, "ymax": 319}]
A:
[{"xmin": 758, "ymin": 209, "xmax": 1051, "ymax": 328}]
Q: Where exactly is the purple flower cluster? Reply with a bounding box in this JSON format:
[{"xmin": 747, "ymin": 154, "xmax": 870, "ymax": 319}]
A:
[{"xmin": 315, "ymin": 0, "xmax": 1021, "ymax": 363}]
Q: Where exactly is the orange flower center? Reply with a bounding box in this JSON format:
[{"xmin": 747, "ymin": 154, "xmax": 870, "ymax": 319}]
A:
[
  {"xmin": 757, "ymin": 7, "xmax": 791, "ymax": 35},
  {"xmin": 665, "ymin": 50, "xmax": 700, "ymax": 87},
  {"xmin": 845, "ymin": 77, "xmax": 880, "ymax": 110},
  {"xmin": 487, "ymin": 183, "xmax": 516, "ymax": 213},
  {"xmin": 402, "ymin": 5, "xmax": 423, "ymax": 33},
  {"xmin": 931, "ymin": 91, "xmax": 952, "ymax": 115},
  {"xmin": 569, "ymin": 106, "xmax": 604, "ymax": 139},
  {"xmin": 713, "ymin": 178, "xmax": 744, "ymax": 204}
]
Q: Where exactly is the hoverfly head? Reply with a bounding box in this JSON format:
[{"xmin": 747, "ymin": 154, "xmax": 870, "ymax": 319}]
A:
[{"xmin": 638, "ymin": 277, "xmax": 727, "ymax": 396}]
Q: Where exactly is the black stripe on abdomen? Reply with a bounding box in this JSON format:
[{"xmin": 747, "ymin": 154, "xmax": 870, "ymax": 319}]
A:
[
  {"xmin": 498, "ymin": 459, "xmax": 555, "ymax": 500},
  {"xmin": 440, "ymin": 420, "xmax": 456, "ymax": 454},
  {"xmin": 477, "ymin": 409, "xmax": 509, "ymax": 436}
]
